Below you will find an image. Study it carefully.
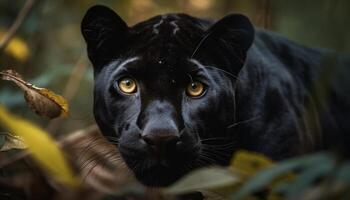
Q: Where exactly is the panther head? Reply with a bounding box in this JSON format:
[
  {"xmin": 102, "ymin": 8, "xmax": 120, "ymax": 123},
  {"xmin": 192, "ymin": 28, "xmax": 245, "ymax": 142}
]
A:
[{"xmin": 81, "ymin": 5, "xmax": 254, "ymax": 186}]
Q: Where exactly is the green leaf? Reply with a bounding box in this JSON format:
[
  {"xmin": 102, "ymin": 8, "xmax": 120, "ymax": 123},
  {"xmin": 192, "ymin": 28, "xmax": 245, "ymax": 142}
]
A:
[
  {"xmin": 335, "ymin": 162, "xmax": 350, "ymax": 184},
  {"xmin": 232, "ymin": 153, "xmax": 331, "ymax": 200},
  {"xmin": 281, "ymin": 157, "xmax": 334, "ymax": 197},
  {"xmin": 166, "ymin": 167, "xmax": 240, "ymax": 195}
]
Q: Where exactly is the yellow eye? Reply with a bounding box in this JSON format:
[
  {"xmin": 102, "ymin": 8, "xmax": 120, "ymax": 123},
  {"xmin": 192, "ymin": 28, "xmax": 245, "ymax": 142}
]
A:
[
  {"xmin": 118, "ymin": 77, "xmax": 137, "ymax": 94},
  {"xmin": 186, "ymin": 81, "xmax": 205, "ymax": 97}
]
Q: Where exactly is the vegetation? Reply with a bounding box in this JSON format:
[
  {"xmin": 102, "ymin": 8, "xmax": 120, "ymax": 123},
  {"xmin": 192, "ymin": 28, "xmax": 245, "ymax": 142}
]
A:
[{"xmin": 0, "ymin": 0, "xmax": 349, "ymax": 199}]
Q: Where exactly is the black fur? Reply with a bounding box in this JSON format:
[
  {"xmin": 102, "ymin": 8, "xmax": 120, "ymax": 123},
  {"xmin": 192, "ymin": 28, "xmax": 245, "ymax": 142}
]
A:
[{"xmin": 81, "ymin": 5, "xmax": 350, "ymax": 186}]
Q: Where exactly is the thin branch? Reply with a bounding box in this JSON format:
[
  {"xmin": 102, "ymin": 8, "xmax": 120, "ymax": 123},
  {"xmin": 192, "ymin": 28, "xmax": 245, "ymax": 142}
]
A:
[
  {"xmin": 0, "ymin": 0, "xmax": 38, "ymax": 53},
  {"xmin": 46, "ymin": 54, "xmax": 89, "ymax": 134},
  {"xmin": 61, "ymin": 55, "xmax": 89, "ymax": 102}
]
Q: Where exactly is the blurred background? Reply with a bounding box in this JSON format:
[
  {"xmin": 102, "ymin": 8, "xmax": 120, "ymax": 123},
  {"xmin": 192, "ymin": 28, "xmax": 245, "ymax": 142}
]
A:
[{"xmin": 0, "ymin": 0, "xmax": 349, "ymax": 136}]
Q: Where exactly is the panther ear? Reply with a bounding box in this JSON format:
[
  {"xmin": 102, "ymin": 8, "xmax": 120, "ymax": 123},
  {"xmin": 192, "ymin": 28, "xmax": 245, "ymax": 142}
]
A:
[
  {"xmin": 193, "ymin": 14, "xmax": 254, "ymax": 75},
  {"xmin": 81, "ymin": 5, "xmax": 129, "ymax": 71}
]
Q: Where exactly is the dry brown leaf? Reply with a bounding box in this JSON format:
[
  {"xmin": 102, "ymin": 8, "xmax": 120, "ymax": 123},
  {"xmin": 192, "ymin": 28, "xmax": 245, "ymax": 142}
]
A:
[
  {"xmin": 0, "ymin": 132, "xmax": 27, "ymax": 151},
  {"xmin": 0, "ymin": 69, "xmax": 68, "ymax": 118},
  {"xmin": 61, "ymin": 125, "xmax": 139, "ymax": 194},
  {"xmin": 0, "ymin": 123, "xmax": 166, "ymax": 199}
]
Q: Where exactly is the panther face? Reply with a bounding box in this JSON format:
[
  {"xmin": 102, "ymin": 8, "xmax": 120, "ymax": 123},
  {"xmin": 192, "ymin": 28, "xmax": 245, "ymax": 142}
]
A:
[{"xmin": 81, "ymin": 5, "xmax": 254, "ymax": 186}]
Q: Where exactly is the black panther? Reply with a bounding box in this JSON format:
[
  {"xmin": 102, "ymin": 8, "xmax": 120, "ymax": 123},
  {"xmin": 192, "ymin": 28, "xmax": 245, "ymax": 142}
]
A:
[{"xmin": 81, "ymin": 5, "xmax": 350, "ymax": 186}]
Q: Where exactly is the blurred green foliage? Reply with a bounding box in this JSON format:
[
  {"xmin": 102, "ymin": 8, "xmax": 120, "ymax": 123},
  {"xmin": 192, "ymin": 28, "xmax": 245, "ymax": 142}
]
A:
[{"xmin": 0, "ymin": 0, "xmax": 349, "ymax": 135}]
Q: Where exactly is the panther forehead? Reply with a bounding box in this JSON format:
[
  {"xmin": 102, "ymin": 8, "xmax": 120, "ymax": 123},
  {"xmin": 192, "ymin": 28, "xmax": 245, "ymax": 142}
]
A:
[
  {"xmin": 129, "ymin": 12, "xmax": 207, "ymax": 36},
  {"xmin": 152, "ymin": 14, "xmax": 181, "ymax": 35},
  {"xmin": 130, "ymin": 14, "xmax": 208, "ymax": 60}
]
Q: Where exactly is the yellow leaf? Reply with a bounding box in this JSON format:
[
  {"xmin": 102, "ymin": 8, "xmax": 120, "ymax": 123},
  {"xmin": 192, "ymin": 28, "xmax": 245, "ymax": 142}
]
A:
[
  {"xmin": 230, "ymin": 150, "xmax": 273, "ymax": 176},
  {"xmin": 0, "ymin": 30, "xmax": 30, "ymax": 62},
  {"xmin": 0, "ymin": 105, "xmax": 80, "ymax": 187},
  {"xmin": 0, "ymin": 69, "xmax": 69, "ymax": 118}
]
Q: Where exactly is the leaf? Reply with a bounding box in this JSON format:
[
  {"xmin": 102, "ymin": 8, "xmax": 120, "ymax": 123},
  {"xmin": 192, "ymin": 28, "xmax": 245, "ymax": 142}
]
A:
[
  {"xmin": 0, "ymin": 69, "xmax": 68, "ymax": 118},
  {"xmin": 335, "ymin": 162, "xmax": 350, "ymax": 184},
  {"xmin": 165, "ymin": 151, "xmax": 275, "ymax": 197},
  {"xmin": 0, "ymin": 30, "xmax": 30, "ymax": 62},
  {"xmin": 166, "ymin": 167, "xmax": 240, "ymax": 195},
  {"xmin": 232, "ymin": 153, "xmax": 331, "ymax": 200},
  {"xmin": 230, "ymin": 150, "xmax": 274, "ymax": 176},
  {"xmin": 282, "ymin": 157, "xmax": 334, "ymax": 197},
  {"xmin": 0, "ymin": 132, "xmax": 27, "ymax": 151},
  {"xmin": 0, "ymin": 105, "xmax": 80, "ymax": 187},
  {"xmin": 62, "ymin": 125, "xmax": 140, "ymax": 194}
]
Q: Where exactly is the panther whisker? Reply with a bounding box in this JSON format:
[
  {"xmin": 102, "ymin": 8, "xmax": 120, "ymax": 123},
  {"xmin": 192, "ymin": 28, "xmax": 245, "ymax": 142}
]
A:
[
  {"xmin": 204, "ymin": 66, "xmax": 240, "ymax": 80},
  {"xmin": 105, "ymin": 136, "xmax": 119, "ymax": 142},
  {"xmin": 189, "ymin": 64, "xmax": 241, "ymax": 81},
  {"xmin": 200, "ymin": 149, "xmax": 229, "ymax": 163},
  {"xmin": 202, "ymin": 146, "xmax": 232, "ymax": 158},
  {"xmin": 105, "ymin": 136, "xmax": 119, "ymax": 140},
  {"xmin": 200, "ymin": 137, "xmax": 237, "ymax": 146},
  {"xmin": 201, "ymin": 141, "xmax": 236, "ymax": 146},
  {"xmin": 200, "ymin": 137, "xmax": 231, "ymax": 142},
  {"xmin": 197, "ymin": 154, "xmax": 216, "ymax": 165},
  {"xmin": 107, "ymin": 140, "xmax": 118, "ymax": 145},
  {"xmin": 190, "ymin": 29, "xmax": 215, "ymax": 59},
  {"xmin": 202, "ymin": 146, "xmax": 233, "ymax": 159},
  {"xmin": 202, "ymin": 143, "xmax": 236, "ymax": 150},
  {"xmin": 201, "ymin": 139, "xmax": 237, "ymax": 145},
  {"xmin": 227, "ymin": 115, "xmax": 262, "ymax": 129},
  {"xmin": 232, "ymin": 84, "xmax": 238, "ymax": 125}
]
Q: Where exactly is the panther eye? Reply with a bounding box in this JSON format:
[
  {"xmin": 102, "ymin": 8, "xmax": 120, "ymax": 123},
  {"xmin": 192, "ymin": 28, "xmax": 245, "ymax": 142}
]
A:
[
  {"xmin": 118, "ymin": 77, "xmax": 137, "ymax": 94},
  {"xmin": 186, "ymin": 81, "xmax": 205, "ymax": 97}
]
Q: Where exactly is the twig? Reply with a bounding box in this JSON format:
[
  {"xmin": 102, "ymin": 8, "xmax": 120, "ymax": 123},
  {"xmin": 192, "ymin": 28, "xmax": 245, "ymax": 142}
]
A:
[
  {"xmin": 0, "ymin": 0, "xmax": 38, "ymax": 53},
  {"xmin": 61, "ymin": 55, "xmax": 89, "ymax": 102},
  {"xmin": 46, "ymin": 54, "xmax": 89, "ymax": 134}
]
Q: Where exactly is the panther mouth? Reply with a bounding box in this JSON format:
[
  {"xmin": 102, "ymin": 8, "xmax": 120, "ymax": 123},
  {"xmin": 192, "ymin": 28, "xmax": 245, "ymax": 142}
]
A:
[
  {"xmin": 119, "ymin": 144, "xmax": 199, "ymax": 186},
  {"xmin": 133, "ymin": 162, "xmax": 189, "ymax": 186}
]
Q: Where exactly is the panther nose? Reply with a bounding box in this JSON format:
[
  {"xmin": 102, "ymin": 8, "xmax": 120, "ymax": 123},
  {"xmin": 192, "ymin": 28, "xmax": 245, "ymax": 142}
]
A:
[{"xmin": 142, "ymin": 134, "xmax": 180, "ymax": 153}]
